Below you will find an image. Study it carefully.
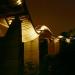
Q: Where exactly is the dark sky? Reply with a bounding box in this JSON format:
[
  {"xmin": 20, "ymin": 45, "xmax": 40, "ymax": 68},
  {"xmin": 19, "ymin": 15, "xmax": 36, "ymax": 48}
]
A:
[{"xmin": 26, "ymin": 0, "xmax": 75, "ymax": 36}]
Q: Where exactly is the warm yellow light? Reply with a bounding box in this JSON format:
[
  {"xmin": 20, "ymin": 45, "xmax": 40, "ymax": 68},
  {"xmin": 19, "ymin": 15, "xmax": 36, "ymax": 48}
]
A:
[
  {"xmin": 8, "ymin": 20, "xmax": 12, "ymax": 25},
  {"xmin": 54, "ymin": 38, "xmax": 59, "ymax": 43},
  {"xmin": 0, "ymin": 18, "xmax": 9, "ymax": 28},
  {"xmin": 36, "ymin": 30, "xmax": 41, "ymax": 34},
  {"xmin": 40, "ymin": 25, "xmax": 50, "ymax": 31},
  {"xmin": 36, "ymin": 25, "xmax": 52, "ymax": 34},
  {"xmin": 6, "ymin": 16, "xmax": 15, "ymax": 25},
  {"xmin": 58, "ymin": 35, "xmax": 63, "ymax": 39},
  {"xmin": 65, "ymin": 38, "xmax": 70, "ymax": 43},
  {"xmin": 16, "ymin": 0, "xmax": 22, "ymax": 5},
  {"xmin": 40, "ymin": 25, "xmax": 46, "ymax": 30},
  {"xmin": 0, "ymin": 18, "xmax": 9, "ymax": 37},
  {"xmin": 21, "ymin": 18, "xmax": 39, "ymax": 42}
]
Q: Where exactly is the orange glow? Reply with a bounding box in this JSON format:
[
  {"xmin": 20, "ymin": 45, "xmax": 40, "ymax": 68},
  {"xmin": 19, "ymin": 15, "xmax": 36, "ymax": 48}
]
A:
[
  {"xmin": 54, "ymin": 38, "xmax": 59, "ymax": 43},
  {"xmin": 21, "ymin": 18, "xmax": 39, "ymax": 42}
]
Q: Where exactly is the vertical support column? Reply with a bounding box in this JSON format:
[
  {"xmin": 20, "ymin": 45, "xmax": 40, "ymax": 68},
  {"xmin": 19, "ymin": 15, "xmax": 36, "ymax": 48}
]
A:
[
  {"xmin": 39, "ymin": 38, "xmax": 48, "ymax": 75},
  {"xmin": 24, "ymin": 37, "xmax": 39, "ymax": 75},
  {"xmin": 0, "ymin": 16, "xmax": 23, "ymax": 75}
]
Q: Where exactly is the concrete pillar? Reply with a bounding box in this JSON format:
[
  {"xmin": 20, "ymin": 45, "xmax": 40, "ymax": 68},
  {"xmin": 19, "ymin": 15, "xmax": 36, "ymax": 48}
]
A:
[{"xmin": 24, "ymin": 37, "xmax": 39, "ymax": 75}]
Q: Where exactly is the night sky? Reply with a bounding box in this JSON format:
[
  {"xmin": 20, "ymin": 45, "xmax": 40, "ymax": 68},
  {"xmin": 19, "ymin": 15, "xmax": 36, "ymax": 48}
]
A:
[{"xmin": 26, "ymin": 0, "xmax": 75, "ymax": 36}]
